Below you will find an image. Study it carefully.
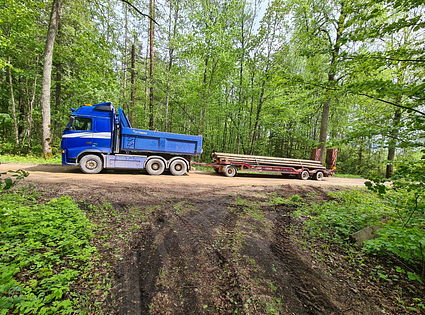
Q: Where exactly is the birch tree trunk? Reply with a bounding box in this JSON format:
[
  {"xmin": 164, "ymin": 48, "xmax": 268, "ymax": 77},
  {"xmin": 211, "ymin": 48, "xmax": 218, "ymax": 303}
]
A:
[{"xmin": 40, "ymin": 0, "xmax": 61, "ymax": 158}]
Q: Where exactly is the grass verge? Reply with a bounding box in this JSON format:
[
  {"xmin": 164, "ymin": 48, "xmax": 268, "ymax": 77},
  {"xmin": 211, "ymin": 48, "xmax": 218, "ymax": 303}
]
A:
[{"xmin": 0, "ymin": 155, "xmax": 61, "ymax": 165}]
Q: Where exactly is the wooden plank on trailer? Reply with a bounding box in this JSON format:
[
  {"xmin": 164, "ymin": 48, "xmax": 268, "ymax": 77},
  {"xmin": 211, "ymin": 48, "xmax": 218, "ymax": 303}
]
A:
[{"xmin": 212, "ymin": 152, "xmax": 325, "ymax": 169}]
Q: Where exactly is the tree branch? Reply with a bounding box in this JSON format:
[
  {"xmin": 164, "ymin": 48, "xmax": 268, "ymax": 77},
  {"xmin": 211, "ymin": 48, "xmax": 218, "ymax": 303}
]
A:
[
  {"xmin": 344, "ymin": 56, "xmax": 425, "ymax": 63},
  {"xmin": 286, "ymin": 77, "xmax": 425, "ymax": 116},
  {"xmin": 118, "ymin": 0, "xmax": 159, "ymax": 25}
]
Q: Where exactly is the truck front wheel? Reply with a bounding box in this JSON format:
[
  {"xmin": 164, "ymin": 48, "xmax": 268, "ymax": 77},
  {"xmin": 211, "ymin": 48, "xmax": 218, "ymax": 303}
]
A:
[
  {"xmin": 169, "ymin": 159, "xmax": 187, "ymax": 176},
  {"xmin": 146, "ymin": 158, "xmax": 165, "ymax": 175},
  {"xmin": 80, "ymin": 155, "xmax": 103, "ymax": 174}
]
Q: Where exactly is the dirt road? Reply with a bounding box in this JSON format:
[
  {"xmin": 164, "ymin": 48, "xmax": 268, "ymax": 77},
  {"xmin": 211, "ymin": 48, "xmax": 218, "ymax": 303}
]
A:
[
  {"xmin": 0, "ymin": 163, "xmax": 366, "ymax": 187},
  {"xmin": 3, "ymin": 162, "xmax": 393, "ymax": 315}
]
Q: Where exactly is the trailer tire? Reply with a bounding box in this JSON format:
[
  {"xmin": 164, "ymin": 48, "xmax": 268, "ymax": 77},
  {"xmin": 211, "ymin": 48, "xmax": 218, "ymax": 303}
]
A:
[
  {"xmin": 224, "ymin": 165, "xmax": 237, "ymax": 177},
  {"xmin": 314, "ymin": 171, "xmax": 324, "ymax": 181},
  {"xmin": 299, "ymin": 170, "xmax": 310, "ymax": 180},
  {"xmin": 146, "ymin": 158, "xmax": 165, "ymax": 176},
  {"xmin": 169, "ymin": 159, "xmax": 187, "ymax": 176},
  {"xmin": 80, "ymin": 155, "xmax": 103, "ymax": 174}
]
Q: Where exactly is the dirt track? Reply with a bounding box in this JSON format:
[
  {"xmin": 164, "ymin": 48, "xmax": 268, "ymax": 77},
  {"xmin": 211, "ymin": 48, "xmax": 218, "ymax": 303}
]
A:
[
  {"xmin": 0, "ymin": 163, "xmax": 366, "ymax": 187},
  {"xmin": 3, "ymin": 163, "xmax": 389, "ymax": 314}
]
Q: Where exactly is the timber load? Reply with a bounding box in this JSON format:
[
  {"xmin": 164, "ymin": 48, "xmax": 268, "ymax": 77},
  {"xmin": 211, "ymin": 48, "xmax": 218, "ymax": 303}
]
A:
[{"xmin": 211, "ymin": 152, "xmax": 325, "ymax": 170}]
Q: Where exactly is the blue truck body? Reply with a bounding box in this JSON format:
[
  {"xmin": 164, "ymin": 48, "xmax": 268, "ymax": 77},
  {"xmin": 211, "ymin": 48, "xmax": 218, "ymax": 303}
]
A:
[{"xmin": 61, "ymin": 102, "xmax": 202, "ymax": 175}]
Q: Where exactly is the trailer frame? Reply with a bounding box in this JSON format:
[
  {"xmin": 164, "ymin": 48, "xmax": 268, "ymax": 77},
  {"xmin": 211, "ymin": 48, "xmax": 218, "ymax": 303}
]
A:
[{"xmin": 192, "ymin": 149, "xmax": 337, "ymax": 180}]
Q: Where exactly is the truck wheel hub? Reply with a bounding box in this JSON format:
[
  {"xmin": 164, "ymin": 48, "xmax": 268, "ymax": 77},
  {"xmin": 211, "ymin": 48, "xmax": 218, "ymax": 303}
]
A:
[{"xmin": 86, "ymin": 160, "xmax": 97, "ymax": 169}]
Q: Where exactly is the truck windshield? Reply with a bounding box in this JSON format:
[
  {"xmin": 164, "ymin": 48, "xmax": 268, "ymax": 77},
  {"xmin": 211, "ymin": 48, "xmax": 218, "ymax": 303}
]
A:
[{"xmin": 70, "ymin": 117, "xmax": 92, "ymax": 131}]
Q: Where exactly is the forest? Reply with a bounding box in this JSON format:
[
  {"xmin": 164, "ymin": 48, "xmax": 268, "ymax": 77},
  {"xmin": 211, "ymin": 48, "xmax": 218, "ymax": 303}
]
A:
[
  {"xmin": 0, "ymin": 0, "xmax": 423, "ymax": 176},
  {"xmin": 1, "ymin": 1, "xmax": 425, "ymax": 313}
]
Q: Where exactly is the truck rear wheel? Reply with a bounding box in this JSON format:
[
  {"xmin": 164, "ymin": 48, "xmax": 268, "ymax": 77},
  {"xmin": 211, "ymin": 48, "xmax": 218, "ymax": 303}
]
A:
[
  {"xmin": 80, "ymin": 155, "xmax": 103, "ymax": 174},
  {"xmin": 146, "ymin": 158, "xmax": 165, "ymax": 175},
  {"xmin": 169, "ymin": 159, "xmax": 187, "ymax": 176},
  {"xmin": 314, "ymin": 171, "xmax": 324, "ymax": 181},
  {"xmin": 224, "ymin": 165, "xmax": 237, "ymax": 177},
  {"xmin": 299, "ymin": 170, "xmax": 310, "ymax": 180}
]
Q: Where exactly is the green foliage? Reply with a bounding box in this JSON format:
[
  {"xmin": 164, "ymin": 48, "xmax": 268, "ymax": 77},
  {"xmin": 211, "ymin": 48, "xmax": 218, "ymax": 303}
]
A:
[
  {"xmin": 365, "ymin": 157, "xmax": 425, "ymax": 279},
  {"xmin": 0, "ymin": 170, "xmax": 28, "ymax": 191},
  {"xmin": 0, "ymin": 192, "xmax": 98, "ymax": 314},
  {"xmin": 296, "ymin": 189, "xmax": 392, "ymax": 242},
  {"xmin": 272, "ymin": 194, "xmax": 305, "ymax": 207}
]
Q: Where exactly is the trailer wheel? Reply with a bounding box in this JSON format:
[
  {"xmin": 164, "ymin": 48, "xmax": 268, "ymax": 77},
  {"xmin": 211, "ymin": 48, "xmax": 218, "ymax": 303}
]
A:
[
  {"xmin": 146, "ymin": 158, "xmax": 165, "ymax": 175},
  {"xmin": 314, "ymin": 171, "xmax": 324, "ymax": 181},
  {"xmin": 80, "ymin": 155, "xmax": 103, "ymax": 174},
  {"xmin": 224, "ymin": 165, "xmax": 237, "ymax": 177},
  {"xmin": 170, "ymin": 159, "xmax": 187, "ymax": 176},
  {"xmin": 299, "ymin": 170, "xmax": 310, "ymax": 180}
]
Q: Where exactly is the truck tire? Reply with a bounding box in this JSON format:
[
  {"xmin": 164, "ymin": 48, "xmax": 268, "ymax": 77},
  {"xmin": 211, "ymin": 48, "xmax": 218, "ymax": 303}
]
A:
[
  {"xmin": 146, "ymin": 158, "xmax": 165, "ymax": 175},
  {"xmin": 169, "ymin": 159, "xmax": 187, "ymax": 176},
  {"xmin": 314, "ymin": 171, "xmax": 324, "ymax": 181},
  {"xmin": 80, "ymin": 155, "xmax": 103, "ymax": 174},
  {"xmin": 223, "ymin": 165, "xmax": 237, "ymax": 177},
  {"xmin": 299, "ymin": 170, "xmax": 309, "ymax": 180}
]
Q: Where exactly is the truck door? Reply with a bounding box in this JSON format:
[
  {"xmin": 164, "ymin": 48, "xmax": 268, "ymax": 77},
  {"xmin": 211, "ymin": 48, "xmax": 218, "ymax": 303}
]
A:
[
  {"xmin": 93, "ymin": 118, "xmax": 112, "ymax": 150},
  {"xmin": 62, "ymin": 117, "xmax": 93, "ymax": 161}
]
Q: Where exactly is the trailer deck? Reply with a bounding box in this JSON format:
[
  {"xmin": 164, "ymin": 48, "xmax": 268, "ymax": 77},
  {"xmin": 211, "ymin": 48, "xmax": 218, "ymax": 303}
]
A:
[{"xmin": 193, "ymin": 150, "xmax": 337, "ymax": 180}]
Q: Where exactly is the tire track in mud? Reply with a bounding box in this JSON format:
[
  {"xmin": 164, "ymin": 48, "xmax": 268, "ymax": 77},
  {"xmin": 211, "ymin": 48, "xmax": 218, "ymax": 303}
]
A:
[
  {"xmin": 271, "ymin": 209, "xmax": 339, "ymax": 314},
  {"xmin": 109, "ymin": 189, "xmax": 380, "ymax": 315},
  {"xmin": 111, "ymin": 197, "xmax": 239, "ymax": 314},
  {"xmin": 112, "ymin": 226, "xmax": 162, "ymax": 315}
]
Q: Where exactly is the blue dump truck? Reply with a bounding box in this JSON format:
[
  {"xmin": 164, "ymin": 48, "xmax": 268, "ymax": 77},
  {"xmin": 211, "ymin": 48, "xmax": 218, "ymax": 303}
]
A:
[{"xmin": 61, "ymin": 102, "xmax": 202, "ymax": 175}]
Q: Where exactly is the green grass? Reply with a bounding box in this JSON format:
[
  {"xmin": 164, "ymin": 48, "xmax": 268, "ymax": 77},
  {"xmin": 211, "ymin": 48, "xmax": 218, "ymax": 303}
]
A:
[
  {"xmin": 334, "ymin": 173, "xmax": 364, "ymax": 178},
  {"xmin": 0, "ymin": 189, "xmax": 98, "ymax": 314},
  {"xmin": 0, "ymin": 154, "xmax": 61, "ymax": 165}
]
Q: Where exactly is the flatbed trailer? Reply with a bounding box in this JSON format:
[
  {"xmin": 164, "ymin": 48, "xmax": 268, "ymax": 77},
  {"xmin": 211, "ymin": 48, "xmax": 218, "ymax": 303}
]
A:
[{"xmin": 193, "ymin": 150, "xmax": 337, "ymax": 180}]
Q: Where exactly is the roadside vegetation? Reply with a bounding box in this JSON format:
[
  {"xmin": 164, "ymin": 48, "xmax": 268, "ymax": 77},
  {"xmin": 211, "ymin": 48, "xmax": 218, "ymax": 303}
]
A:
[
  {"xmin": 285, "ymin": 158, "xmax": 425, "ymax": 313},
  {"xmin": 0, "ymin": 155, "xmax": 61, "ymax": 165},
  {"xmin": 0, "ymin": 182, "xmax": 102, "ymax": 314}
]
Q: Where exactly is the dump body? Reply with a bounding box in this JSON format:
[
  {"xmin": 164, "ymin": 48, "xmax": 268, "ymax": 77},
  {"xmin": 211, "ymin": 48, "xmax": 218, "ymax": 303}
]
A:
[
  {"xmin": 121, "ymin": 128, "xmax": 202, "ymax": 155},
  {"xmin": 61, "ymin": 102, "xmax": 202, "ymax": 175},
  {"xmin": 193, "ymin": 151, "xmax": 337, "ymax": 180}
]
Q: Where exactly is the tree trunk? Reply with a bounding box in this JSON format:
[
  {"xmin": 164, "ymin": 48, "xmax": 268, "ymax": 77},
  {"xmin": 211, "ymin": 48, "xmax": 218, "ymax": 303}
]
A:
[
  {"xmin": 54, "ymin": 63, "xmax": 61, "ymax": 139},
  {"xmin": 386, "ymin": 108, "xmax": 402, "ymax": 178},
  {"xmin": 7, "ymin": 60, "xmax": 19, "ymax": 145},
  {"xmin": 165, "ymin": 1, "xmax": 179, "ymax": 132},
  {"xmin": 22, "ymin": 71, "xmax": 37, "ymax": 147},
  {"xmin": 40, "ymin": 0, "xmax": 61, "ymax": 158},
  {"xmin": 130, "ymin": 37, "xmax": 136, "ymax": 124},
  {"xmin": 123, "ymin": 5, "xmax": 128, "ymax": 114},
  {"xmin": 148, "ymin": 0, "xmax": 155, "ymax": 130},
  {"xmin": 318, "ymin": 96, "xmax": 331, "ymax": 163}
]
